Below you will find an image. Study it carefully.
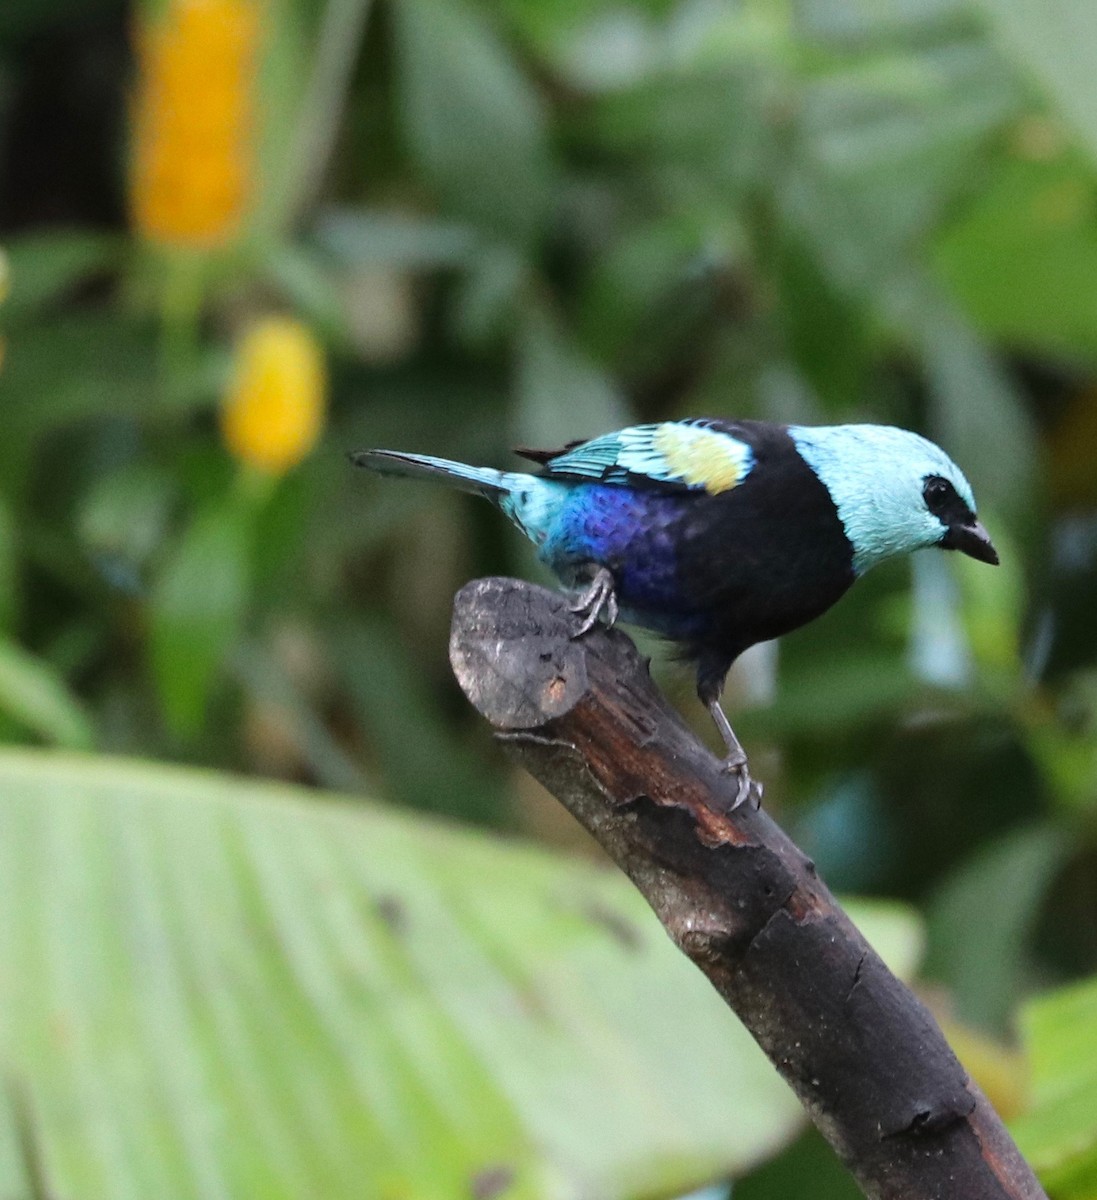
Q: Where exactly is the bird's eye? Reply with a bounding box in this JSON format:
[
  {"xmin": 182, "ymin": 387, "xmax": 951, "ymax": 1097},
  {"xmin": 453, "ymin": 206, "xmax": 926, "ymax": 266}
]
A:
[
  {"xmin": 925, "ymin": 478, "xmax": 948, "ymax": 499},
  {"xmin": 923, "ymin": 475, "xmax": 961, "ymax": 518}
]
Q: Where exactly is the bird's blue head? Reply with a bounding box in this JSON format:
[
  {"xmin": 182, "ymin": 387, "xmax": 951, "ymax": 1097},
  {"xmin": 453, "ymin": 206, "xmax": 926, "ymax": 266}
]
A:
[{"xmin": 789, "ymin": 424, "xmax": 998, "ymax": 575}]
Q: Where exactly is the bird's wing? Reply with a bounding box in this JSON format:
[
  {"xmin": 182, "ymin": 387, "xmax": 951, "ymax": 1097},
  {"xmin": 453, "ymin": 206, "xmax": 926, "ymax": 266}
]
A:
[
  {"xmin": 512, "ymin": 440, "xmax": 583, "ymax": 465},
  {"xmin": 530, "ymin": 421, "xmax": 754, "ymax": 495}
]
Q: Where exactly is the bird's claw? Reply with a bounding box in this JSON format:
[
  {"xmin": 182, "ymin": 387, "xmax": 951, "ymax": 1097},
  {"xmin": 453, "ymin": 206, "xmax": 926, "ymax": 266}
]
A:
[
  {"xmin": 710, "ymin": 734, "xmax": 763, "ymax": 811},
  {"xmin": 721, "ymin": 756, "xmax": 762, "ymax": 811},
  {"xmin": 568, "ymin": 567, "xmax": 618, "ymax": 638}
]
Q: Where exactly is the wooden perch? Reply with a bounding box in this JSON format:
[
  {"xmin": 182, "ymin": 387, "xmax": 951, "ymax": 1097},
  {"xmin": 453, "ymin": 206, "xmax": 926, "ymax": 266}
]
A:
[{"xmin": 449, "ymin": 577, "xmax": 1047, "ymax": 1200}]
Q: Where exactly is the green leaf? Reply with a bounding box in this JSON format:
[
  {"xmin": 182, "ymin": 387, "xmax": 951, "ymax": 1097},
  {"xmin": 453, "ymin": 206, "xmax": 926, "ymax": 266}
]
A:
[
  {"xmin": 1011, "ymin": 974, "xmax": 1097, "ymax": 1197},
  {"xmin": 249, "ymin": 0, "xmax": 313, "ymax": 241},
  {"xmin": 261, "ymin": 244, "xmax": 353, "ymax": 347},
  {"xmin": 231, "ymin": 639, "xmax": 369, "ymax": 794},
  {"xmin": 0, "ymin": 496, "xmax": 17, "ymax": 632},
  {"xmin": 975, "ymin": 0, "xmax": 1097, "ymax": 166},
  {"xmin": 78, "ymin": 463, "xmax": 177, "ymax": 587},
  {"xmin": 492, "ymin": 0, "xmax": 678, "ymax": 79},
  {"xmin": 514, "ymin": 306, "xmax": 630, "ymax": 451},
  {"xmin": 0, "ymin": 749, "xmax": 923, "ymax": 1199},
  {"xmin": 575, "ymin": 215, "xmax": 729, "ymax": 374},
  {"xmin": 794, "ymin": 0, "xmax": 967, "ymax": 44},
  {"xmin": 1025, "ymin": 671, "xmax": 1097, "ymax": 815},
  {"xmin": 149, "ymin": 501, "xmax": 254, "ymax": 737},
  {"xmin": 0, "ymin": 312, "xmax": 195, "ymax": 492},
  {"xmin": 954, "ymin": 524, "xmax": 1026, "ymax": 679},
  {"xmin": 330, "ymin": 619, "xmax": 507, "ymax": 824},
  {"xmin": 2, "ymin": 312, "xmax": 160, "ymax": 439},
  {"xmin": 451, "ymin": 243, "xmax": 528, "ymax": 346},
  {"xmin": 780, "ymin": 36, "xmax": 1019, "ymax": 295},
  {"xmin": 771, "ymin": 230, "xmax": 871, "ymax": 413},
  {"xmin": 932, "ymin": 146, "xmax": 1097, "ymax": 357},
  {"xmin": 736, "ymin": 1127, "xmax": 862, "ymax": 1200},
  {"xmin": 746, "ymin": 650, "xmax": 917, "ymax": 737},
  {"xmin": 392, "ymin": 0, "xmax": 552, "ymax": 241},
  {"xmin": 589, "ymin": 66, "xmax": 765, "ymax": 193},
  {"xmin": 923, "ymin": 824, "xmax": 1067, "ymax": 1033},
  {"xmin": 0, "ymin": 638, "xmax": 95, "ymax": 750},
  {"xmin": 278, "ymin": 0, "xmax": 375, "ymax": 228},
  {"xmin": 0, "ymin": 230, "xmax": 126, "ymax": 323},
  {"xmin": 314, "ymin": 207, "xmax": 478, "ymax": 270}
]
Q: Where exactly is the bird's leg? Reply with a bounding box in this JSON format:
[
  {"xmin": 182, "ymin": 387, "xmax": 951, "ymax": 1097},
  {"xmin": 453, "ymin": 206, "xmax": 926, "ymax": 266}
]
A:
[
  {"xmin": 568, "ymin": 566, "xmax": 619, "ymax": 638},
  {"xmin": 707, "ymin": 698, "xmax": 759, "ymax": 810},
  {"xmin": 697, "ymin": 657, "xmax": 760, "ymax": 810},
  {"xmin": 707, "ymin": 697, "xmax": 745, "ymax": 768}
]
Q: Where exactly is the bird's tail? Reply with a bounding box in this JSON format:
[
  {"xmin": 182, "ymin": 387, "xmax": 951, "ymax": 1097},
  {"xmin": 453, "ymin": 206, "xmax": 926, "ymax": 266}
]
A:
[{"xmin": 351, "ymin": 449, "xmax": 511, "ymax": 499}]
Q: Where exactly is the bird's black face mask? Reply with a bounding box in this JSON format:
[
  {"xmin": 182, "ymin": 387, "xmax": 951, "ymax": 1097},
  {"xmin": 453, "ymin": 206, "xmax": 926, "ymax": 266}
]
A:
[{"xmin": 924, "ymin": 475, "xmax": 1000, "ymax": 566}]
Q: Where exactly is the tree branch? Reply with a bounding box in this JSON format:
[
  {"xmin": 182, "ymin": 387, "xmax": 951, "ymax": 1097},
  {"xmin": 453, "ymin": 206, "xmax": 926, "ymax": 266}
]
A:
[{"xmin": 449, "ymin": 576, "xmax": 1046, "ymax": 1200}]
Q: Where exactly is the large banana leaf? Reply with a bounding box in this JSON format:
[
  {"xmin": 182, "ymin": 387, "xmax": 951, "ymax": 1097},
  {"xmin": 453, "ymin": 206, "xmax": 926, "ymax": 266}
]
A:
[
  {"xmin": 1011, "ymin": 974, "xmax": 1097, "ymax": 1198},
  {"xmin": 0, "ymin": 751, "xmax": 921, "ymax": 1200}
]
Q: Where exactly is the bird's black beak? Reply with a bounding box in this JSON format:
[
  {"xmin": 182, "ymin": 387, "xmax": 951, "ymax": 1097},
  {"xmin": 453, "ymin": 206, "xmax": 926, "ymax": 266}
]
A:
[{"xmin": 942, "ymin": 519, "xmax": 999, "ymax": 565}]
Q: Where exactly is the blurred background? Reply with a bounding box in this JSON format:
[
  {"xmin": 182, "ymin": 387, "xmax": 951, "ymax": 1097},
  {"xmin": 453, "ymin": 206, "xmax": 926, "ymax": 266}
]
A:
[{"xmin": 1, "ymin": 0, "xmax": 1097, "ymax": 1196}]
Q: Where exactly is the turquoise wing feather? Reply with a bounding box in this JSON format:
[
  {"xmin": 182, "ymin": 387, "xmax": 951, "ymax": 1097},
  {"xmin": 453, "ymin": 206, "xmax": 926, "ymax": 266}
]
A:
[{"xmin": 538, "ymin": 421, "xmax": 754, "ymax": 495}]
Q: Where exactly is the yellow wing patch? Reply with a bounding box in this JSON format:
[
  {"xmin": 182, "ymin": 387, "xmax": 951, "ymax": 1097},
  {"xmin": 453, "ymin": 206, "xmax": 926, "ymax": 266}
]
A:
[{"xmin": 652, "ymin": 423, "xmax": 750, "ymax": 494}]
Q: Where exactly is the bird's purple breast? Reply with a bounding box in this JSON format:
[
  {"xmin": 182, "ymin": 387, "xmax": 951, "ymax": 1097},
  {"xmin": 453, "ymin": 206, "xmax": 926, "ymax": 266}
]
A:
[{"xmin": 540, "ymin": 485, "xmax": 705, "ymax": 637}]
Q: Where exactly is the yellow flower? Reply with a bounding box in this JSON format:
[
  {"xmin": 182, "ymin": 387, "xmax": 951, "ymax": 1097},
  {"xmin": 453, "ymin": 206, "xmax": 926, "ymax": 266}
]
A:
[
  {"xmin": 130, "ymin": 0, "xmax": 261, "ymax": 249},
  {"xmin": 221, "ymin": 317, "xmax": 326, "ymax": 475}
]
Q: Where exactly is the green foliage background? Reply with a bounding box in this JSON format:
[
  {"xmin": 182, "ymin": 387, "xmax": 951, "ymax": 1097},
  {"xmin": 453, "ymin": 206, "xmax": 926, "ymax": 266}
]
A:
[{"xmin": 2, "ymin": 0, "xmax": 1097, "ymax": 1196}]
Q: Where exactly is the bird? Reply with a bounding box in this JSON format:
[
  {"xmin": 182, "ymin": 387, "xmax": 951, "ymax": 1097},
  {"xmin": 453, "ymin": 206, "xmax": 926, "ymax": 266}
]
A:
[{"xmin": 353, "ymin": 418, "xmax": 998, "ymax": 808}]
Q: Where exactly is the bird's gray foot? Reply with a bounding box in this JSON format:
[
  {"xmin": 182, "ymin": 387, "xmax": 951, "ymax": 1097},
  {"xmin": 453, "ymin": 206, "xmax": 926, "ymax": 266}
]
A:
[
  {"xmin": 720, "ymin": 752, "xmax": 761, "ymax": 811},
  {"xmin": 568, "ymin": 567, "xmax": 618, "ymax": 638},
  {"xmin": 707, "ymin": 698, "xmax": 762, "ymax": 811}
]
